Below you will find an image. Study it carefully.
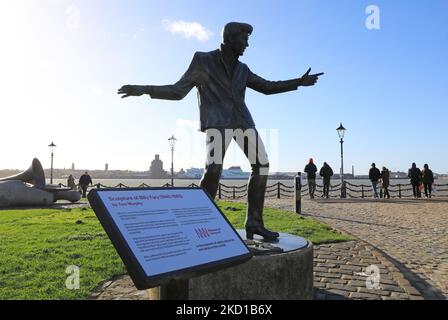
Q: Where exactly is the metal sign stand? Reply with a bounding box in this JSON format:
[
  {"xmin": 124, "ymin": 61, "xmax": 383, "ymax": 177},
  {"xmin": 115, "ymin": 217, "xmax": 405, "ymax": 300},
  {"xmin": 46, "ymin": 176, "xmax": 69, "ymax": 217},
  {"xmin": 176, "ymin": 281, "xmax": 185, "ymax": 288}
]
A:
[{"xmin": 148, "ymin": 279, "xmax": 189, "ymax": 300}]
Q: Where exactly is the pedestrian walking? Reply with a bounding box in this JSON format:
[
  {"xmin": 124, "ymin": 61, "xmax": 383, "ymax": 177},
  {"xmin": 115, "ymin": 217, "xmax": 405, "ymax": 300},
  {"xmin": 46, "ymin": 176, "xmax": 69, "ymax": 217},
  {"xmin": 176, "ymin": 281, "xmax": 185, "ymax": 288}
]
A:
[
  {"xmin": 408, "ymin": 163, "xmax": 422, "ymax": 198},
  {"xmin": 319, "ymin": 162, "xmax": 334, "ymax": 199},
  {"xmin": 67, "ymin": 174, "xmax": 76, "ymax": 190},
  {"xmin": 79, "ymin": 171, "xmax": 93, "ymax": 198},
  {"xmin": 369, "ymin": 163, "xmax": 381, "ymax": 198},
  {"xmin": 421, "ymin": 164, "xmax": 434, "ymax": 199},
  {"xmin": 304, "ymin": 158, "xmax": 318, "ymax": 199},
  {"xmin": 380, "ymin": 166, "xmax": 391, "ymax": 199}
]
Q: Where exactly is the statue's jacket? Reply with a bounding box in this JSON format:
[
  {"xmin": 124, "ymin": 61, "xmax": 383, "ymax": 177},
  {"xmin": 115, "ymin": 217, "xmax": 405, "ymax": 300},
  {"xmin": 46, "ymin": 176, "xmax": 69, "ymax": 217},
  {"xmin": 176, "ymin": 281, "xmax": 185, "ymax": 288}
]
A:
[{"xmin": 148, "ymin": 49, "xmax": 300, "ymax": 132}]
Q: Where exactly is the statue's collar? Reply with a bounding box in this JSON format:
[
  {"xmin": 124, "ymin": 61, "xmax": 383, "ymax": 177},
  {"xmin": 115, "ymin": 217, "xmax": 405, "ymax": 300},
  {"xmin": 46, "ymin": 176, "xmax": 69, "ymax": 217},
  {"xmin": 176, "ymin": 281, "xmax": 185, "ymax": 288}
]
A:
[
  {"xmin": 218, "ymin": 45, "xmax": 239, "ymax": 77},
  {"xmin": 219, "ymin": 44, "xmax": 239, "ymax": 64}
]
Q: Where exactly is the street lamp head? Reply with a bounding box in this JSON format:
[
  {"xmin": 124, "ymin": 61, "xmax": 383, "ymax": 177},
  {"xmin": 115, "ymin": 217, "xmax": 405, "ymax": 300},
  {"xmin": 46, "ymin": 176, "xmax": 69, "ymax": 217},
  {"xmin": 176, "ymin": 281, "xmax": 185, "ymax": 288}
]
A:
[
  {"xmin": 168, "ymin": 135, "xmax": 177, "ymax": 148},
  {"xmin": 336, "ymin": 123, "xmax": 346, "ymax": 140},
  {"xmin": 48, "ymin": 142, "xmax": 56, "ymax": 184},
  {"xmin": 48, "ymin": 142, "xmax": 56, "ymax": 152}
]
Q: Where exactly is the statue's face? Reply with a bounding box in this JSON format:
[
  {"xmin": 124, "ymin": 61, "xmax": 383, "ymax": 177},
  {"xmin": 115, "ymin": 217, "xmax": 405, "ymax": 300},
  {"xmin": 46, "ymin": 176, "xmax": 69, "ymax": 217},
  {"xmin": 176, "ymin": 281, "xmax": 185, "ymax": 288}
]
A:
[{"xmin": 229, "ymin": 32, "xmax": 249, "ymax": 56}]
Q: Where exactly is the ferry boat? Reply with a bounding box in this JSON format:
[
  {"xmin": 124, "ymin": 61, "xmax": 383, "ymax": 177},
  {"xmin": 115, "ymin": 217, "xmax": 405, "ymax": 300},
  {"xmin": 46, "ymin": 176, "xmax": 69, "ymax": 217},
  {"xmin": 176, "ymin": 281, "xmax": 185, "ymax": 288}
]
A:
[
  {"xmin": 221, "ymin": 166, "xmax": 250, "ymax": 179},
  {"xmin": 180, "ymin": 166, "xmax": 250, "ymax": 179}
]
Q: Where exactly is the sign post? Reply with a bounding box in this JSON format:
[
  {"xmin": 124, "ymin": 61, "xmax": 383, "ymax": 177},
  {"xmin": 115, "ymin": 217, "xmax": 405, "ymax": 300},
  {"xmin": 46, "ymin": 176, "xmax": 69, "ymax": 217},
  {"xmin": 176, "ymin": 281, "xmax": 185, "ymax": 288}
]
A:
[
  {"xmin": 88, "ymin": 187, "xmax": 252, "ymax": 297},
  {"xmin": 148, "ymin": 279, "xmax": 190, "ymax": 300}
]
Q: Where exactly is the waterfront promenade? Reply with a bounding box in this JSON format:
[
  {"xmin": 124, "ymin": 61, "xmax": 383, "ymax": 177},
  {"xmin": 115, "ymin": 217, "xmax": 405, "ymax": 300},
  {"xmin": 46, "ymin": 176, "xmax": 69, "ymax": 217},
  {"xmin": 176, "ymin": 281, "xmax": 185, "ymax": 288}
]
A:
[
  {"xmin": 263, "ymin": 197, "xmax": 448, "ymax": 299},
  {"xmin": 89, "ymin": 196, "xmax": 448, "ymax": 300}
]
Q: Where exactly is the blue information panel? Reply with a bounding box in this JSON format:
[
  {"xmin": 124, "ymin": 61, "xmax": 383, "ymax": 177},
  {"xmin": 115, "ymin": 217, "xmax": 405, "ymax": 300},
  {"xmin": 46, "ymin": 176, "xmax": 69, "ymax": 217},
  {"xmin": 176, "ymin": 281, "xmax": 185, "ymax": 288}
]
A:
[{"xmin": 88, "ymin": 188, "xmax": 252, "ymax": 289}]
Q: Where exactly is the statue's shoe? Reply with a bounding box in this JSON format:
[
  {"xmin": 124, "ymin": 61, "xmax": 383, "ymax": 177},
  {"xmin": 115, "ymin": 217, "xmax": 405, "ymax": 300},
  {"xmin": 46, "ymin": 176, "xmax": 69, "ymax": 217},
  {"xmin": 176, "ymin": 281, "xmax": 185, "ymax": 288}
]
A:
[{"xmin": 246, "ymin": 226, "xmax": 279, "ymax": 241}]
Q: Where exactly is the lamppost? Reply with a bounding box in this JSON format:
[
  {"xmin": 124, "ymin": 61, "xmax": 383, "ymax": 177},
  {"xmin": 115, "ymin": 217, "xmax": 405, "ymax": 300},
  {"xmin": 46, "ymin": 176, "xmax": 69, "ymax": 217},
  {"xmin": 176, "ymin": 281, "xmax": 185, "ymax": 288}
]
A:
[
  {"xmin": 48, "ymin": 142, "xmax": 56, "ymax": 184},
  {"xmin": 168, "ymin": 135, "xmax": 177, "ymax": 187},
  {"xmin": 336, "ymin": 123, "xmax": 346, "ymax": 198}
]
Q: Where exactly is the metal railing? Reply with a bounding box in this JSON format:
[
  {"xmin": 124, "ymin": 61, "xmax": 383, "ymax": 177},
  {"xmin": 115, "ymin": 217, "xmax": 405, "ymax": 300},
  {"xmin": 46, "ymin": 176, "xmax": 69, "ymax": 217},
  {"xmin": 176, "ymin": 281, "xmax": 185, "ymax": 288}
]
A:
[{"xmin": 58, "ymin": 180, "xmax": 448, "ymax": 200}]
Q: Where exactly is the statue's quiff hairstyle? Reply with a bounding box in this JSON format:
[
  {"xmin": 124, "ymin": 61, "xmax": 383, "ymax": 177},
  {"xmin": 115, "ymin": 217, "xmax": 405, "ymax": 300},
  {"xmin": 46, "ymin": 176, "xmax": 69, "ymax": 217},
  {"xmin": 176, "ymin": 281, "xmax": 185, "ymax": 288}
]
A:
[{"xmin": 222, "ymin": 22, "xmax": 253, "ymax": 44}]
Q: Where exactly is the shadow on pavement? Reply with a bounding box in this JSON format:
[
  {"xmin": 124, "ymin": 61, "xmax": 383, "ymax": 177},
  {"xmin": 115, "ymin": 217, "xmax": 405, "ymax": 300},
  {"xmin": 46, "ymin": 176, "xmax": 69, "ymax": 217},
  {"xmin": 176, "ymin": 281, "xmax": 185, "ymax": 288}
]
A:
[
  {"xmin": 373, "ymin": 247, "xmax": 447, "ymax": 300},
  {"xmin": 306, "ymin": 209, "xmax": 448, "ymax": 300},
  {"xmin": 302, "ymin": 212, "xmax": 410, "ymax": 229},
  {"xmin": 314, "ymin": 288, "xmax": 351, "ymax": 300}
]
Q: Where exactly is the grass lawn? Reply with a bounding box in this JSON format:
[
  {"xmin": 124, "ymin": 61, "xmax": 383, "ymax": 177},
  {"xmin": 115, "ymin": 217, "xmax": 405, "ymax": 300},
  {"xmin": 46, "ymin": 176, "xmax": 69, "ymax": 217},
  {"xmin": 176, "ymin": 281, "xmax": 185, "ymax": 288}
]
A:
[
  {"xmin": 0, "ymin": 201, "xmax": 352, "ymax": 300},
  {"xmin": 218, "ymin": 201, "xmax": 352, "ymax": 244}
]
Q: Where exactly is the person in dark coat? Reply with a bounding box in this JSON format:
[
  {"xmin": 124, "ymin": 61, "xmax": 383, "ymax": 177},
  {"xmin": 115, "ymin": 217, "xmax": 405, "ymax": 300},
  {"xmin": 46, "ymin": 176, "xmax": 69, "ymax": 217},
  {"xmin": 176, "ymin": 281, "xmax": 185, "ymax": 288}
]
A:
[
  {"xmin": 319, "ymin": 162, "xmax": 334, "ymax": 199},
  {"xmin": 380, "ymin": 166, "xmax": 390, "ymax": 199},
  {"xmin": 408, "ymin": 163, "xmax": 422, "ymax": 198},
  {"xmin": 67, "ymin": 174, "xmax": 76, "ymax": 190},
  {"xmin": 369, "ymin": 163, "xmax": 381, "ymax": 198},
  {"xmin": 304, "ymin": 158, "xmax": 318, "ymax": 199},
  {"xmin": 79, "ymin": 171, "xmax": 93, "ymax": 198},
  {"xmin": 421, "ymin": 164, "xmax": 434, "ymax": 199}
]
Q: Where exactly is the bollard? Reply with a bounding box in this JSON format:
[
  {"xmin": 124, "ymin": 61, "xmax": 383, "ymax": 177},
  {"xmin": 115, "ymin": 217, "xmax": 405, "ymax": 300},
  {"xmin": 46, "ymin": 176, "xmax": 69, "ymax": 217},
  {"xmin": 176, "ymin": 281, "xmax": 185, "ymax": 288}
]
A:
[
  {"xmin": 341, "ymin": 181, "xmax": 347, "ymax": 198},
  {"xmin": 295, "ymin": 173, "xmax": 302, "ymax": 215},
  {"xmin": 277, "ymin": 182, "xmax": 281, "ymax": 199},
  {"xmin": 218, "ymin": 184, "xmax": 222, "ymax": 199}
]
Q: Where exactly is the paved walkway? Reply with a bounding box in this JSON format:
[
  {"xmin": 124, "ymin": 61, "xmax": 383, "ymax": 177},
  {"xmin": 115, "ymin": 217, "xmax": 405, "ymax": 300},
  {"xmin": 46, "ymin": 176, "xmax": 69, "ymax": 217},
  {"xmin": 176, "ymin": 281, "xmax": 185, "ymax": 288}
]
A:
[
  {"xmin": 264, "ymin": 197, "xmax": 448, "ymax": 300},
  {"xmin": 88, "ymin": 197, "xmax": 447, "ymax": 300},
  {"xmin": 313, "ymin": 241, "xmax": 422, "ymax": 300},
  {"xmin": 90, "ymin": 240, "xmax": 424, "ymax": 300}
]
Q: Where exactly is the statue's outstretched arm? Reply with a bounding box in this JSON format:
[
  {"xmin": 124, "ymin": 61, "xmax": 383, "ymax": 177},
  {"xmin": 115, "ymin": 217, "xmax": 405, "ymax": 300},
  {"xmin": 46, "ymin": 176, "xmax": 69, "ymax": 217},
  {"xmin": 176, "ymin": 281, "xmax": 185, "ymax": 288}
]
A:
[
  {"xmin": 247, "ymin": 68, "xmax": 323, "ymax": 95},
  {"xmin": 118, "ymin": 53, "xmax": 199, "ymax": 100}
]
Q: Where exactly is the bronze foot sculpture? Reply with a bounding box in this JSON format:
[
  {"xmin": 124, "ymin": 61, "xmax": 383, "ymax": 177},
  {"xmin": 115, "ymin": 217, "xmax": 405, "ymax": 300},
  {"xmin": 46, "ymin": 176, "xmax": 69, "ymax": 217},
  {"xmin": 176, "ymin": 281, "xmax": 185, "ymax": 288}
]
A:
[{"xmin": 246, "ymin": 226, "xmax": 279, "ymax": 241}]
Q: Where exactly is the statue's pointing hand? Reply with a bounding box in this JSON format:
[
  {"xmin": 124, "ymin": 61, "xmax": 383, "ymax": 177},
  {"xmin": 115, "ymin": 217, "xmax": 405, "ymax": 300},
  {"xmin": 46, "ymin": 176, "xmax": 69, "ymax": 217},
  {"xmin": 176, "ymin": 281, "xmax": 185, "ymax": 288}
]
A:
[
  {"xmin": 117, "ymin": 85, "xmax": 148, "ymax": 98},
  {"xmin": 299, "ymin": 68, "xmax": 324, "ymax": 87}
]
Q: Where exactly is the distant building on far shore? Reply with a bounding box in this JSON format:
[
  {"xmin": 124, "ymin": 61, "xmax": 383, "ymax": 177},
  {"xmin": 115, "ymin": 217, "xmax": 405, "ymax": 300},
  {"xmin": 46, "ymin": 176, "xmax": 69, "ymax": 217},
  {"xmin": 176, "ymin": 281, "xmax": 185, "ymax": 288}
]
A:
[{"xmin": 149, "ymin": 154, "xmax": 167, "ymax": 179}]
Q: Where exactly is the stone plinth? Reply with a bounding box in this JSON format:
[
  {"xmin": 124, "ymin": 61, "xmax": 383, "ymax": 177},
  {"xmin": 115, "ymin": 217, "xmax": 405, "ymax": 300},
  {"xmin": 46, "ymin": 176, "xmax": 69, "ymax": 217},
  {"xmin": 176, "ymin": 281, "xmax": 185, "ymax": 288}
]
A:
[{"xmin": 188, "ymin": 233, "xmax": 313, "ymax": 300}]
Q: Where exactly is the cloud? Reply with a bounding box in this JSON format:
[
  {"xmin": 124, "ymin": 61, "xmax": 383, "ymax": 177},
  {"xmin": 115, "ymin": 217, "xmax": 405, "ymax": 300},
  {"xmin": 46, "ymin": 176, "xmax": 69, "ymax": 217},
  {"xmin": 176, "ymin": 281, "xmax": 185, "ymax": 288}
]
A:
[
  {"xmin": 176, "ymin": 119, "xmax": 200, "ymax": 129},
  {"xmin": 163, "ymin": 20, "xmax": 213, "ymax": 41}
]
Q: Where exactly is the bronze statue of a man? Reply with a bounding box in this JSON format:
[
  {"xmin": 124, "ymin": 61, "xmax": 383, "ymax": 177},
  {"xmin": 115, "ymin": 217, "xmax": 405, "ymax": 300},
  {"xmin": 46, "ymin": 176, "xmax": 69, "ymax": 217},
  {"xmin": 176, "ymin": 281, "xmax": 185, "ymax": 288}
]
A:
[{"xmin": 118, "ymin": 22, "xmax": 323, "ymax": 241}]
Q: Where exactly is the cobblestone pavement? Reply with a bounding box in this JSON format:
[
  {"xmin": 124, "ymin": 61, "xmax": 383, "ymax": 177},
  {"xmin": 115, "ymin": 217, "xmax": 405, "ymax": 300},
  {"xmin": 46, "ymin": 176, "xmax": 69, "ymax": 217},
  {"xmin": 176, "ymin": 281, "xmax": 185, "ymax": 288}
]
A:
[
  {"xmin": 264, "ymin": 197, "xmax": 448, "ymax": 300},
  {"xmin": 88, "ymin": 197, "xmax": 447, "ymax": 300},
  {"xmin": 90, "ymin": 240, "xmax": 424, "ymax": 300},
  {"xmin": 313, "ymin": 241, "xmax": 423, "ymax": 300}
]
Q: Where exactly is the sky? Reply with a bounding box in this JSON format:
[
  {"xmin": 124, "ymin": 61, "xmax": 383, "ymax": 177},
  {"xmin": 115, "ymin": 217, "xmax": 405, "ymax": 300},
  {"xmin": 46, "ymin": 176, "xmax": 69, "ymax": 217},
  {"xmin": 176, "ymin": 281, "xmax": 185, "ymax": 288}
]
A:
[{"xmin": 1, "ymin": 0, "xmax": 447, "ymax": 174}]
